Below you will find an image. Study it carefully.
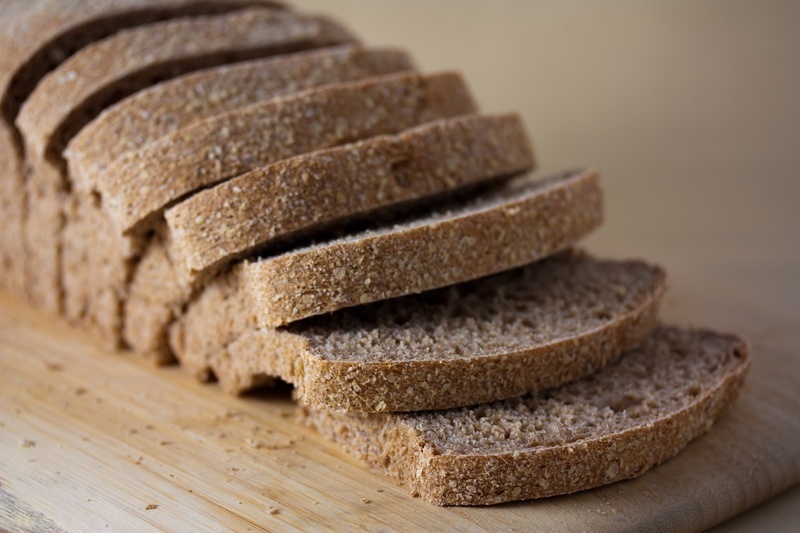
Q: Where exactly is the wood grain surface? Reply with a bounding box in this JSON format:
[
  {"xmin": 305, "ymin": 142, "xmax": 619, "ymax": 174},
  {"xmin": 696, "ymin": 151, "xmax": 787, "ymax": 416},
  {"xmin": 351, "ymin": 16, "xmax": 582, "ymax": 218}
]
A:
[{"xmin": 1, "ymin": 1, "xmax": 798, "ymax": 531}]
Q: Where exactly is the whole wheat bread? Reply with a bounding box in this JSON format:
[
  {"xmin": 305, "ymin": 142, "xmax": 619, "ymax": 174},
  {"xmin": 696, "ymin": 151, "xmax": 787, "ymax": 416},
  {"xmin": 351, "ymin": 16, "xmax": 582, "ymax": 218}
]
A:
[
  {"xmin": 17, "ymin": 7, "xmax": 355, "ymax": 162},
  {"xmin": 98, "ymin": 71, "xmax": 476, "ymax": 234},
  {"xmin": 242, "ymin": 168, "xmax": 602, "ymax": 327},
  {"xmin": 0, "ymin": 0, "xmax": 280, "ymax": 299},
  {"xmin": 164, "ymin": 113, "xmax": 535, "ymax": 284},
  {"xmin": 66, "ymin": 44, "xmax": 415, "ymax": 188},
  {"xmin": 169, "ymin": 169, "xmax": 602, "ymax": 376},
  {"xmin": 171, "ymin": 251, "xmax": 666, "ymax": 412},
  {"xmin": 303, "ymin": 326, "xmax": 751, "ymax": 505}
]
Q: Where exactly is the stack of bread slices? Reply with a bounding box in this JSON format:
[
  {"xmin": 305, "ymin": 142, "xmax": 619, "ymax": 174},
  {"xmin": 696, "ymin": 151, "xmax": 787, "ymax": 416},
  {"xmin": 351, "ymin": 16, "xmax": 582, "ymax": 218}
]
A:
[{"xmin": 0, "ymin": 0, "xmax": 750, "ymax": 505}]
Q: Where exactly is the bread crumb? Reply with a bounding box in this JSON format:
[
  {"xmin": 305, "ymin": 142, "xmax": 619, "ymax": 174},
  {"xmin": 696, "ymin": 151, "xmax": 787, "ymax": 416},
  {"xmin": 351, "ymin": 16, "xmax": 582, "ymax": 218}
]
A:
[
  {"xmin": 44, "ymin": 361, "xmax": 63, "ymax": 371},
  {"xmin": 361, "ymin": 498, "xmax": 371, "ymax": 504},
  {"xmin": 267, "ymin": 506, "xmax": 280, "ymax": 515},
  {"xmin": 18, "ymin": 439, "xmax": 36, "ymax": 448},
  {"xmin": 145, "ymin": 504, "xmax": 157, "ymax": 510}
]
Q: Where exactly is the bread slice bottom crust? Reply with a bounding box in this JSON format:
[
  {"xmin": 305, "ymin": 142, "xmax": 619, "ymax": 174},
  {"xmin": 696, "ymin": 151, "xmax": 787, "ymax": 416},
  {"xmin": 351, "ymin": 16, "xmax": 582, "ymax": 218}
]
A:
[{"xmin": 302, "ymin": 326, "xmax": 751, "ymax": 505}]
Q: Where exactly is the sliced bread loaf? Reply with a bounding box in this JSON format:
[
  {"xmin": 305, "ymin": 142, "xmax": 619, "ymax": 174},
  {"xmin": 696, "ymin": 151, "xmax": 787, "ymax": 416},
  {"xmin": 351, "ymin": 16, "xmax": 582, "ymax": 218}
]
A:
[
  {"xmin": 17, "ymin": 7, "xmax": 355, "ymax": 162},
  {"xmin": 172, "ymin": 251, "xmax": 666, "ymax": 411},
  {"xmin": 243, "ymin": 168, "xmax": 602, "ymax": 327},
  {"xmin": 303, "ymin": 326, "xmax": 751, "ymax": 505},
  {"xmin": 164, "ymin": 113, "xmax": 535, "ymax": 284},
  {"xmin": 99, "ymin": 71, "xmax": 476, "ymax": 234},
  {"xmin": 66, "ymin": 45, "xmax": 415, "ymax": 188}
]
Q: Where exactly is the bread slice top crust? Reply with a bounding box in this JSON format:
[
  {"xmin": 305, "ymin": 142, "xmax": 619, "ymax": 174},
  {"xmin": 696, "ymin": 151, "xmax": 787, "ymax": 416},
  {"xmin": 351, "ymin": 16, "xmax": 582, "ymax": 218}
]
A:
[
  {"xmin": 99, "ymin": 70, "xmax": 476, "ymax": 234},
  {"xmin": 17, "ymin": 7, "xmax": 354, "ymax": 161},
  {"xmin": 66, "ymin": 45, "xmax": 415, "ymax": 189},
  {"xmin": 303, "ymin": 326, "xmax": 751, "ymax": 505},
  {"xmin": 0, "ymin": 0, "xmax": 282, "ymax": 128},
  {"xmin": 206, "ymin": 251, "xmax": 667, "ymax": 412},
  {"xmin": 242, "ymin": 168, "xmax": 603, "ymax": 326},
  {"xmin": 165, "ymin": 113, "xmax": 535, "ymax": 285}
]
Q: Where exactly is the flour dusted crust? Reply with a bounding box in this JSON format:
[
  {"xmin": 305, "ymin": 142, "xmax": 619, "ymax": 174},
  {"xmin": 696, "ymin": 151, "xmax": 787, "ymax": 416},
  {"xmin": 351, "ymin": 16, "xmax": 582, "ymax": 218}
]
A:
[
  {"xmin": 66, "ymin": 45, "xmax": 415, "ymax": 189},
  {"xmin": 303, "ymin": 326, "xmax": 751, "ymax": 505},
  {"xmin": 165, "ymin": 113, "xmax": 535, "ymax": 284}
]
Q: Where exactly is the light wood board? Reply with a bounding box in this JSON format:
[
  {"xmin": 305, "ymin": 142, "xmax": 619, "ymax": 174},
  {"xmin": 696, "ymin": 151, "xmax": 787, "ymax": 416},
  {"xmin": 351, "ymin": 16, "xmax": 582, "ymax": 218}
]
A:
[{"xmin": 2, "ymin": 1, "xmax": 798, "ymax": 531}]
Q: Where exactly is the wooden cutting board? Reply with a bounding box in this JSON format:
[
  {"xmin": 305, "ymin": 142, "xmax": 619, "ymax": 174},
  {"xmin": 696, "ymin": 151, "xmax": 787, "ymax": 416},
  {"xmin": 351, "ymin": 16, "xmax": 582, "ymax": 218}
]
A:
[{"xmin": 1, "ymin": 261, "xmax": 798, "ymax": 532}]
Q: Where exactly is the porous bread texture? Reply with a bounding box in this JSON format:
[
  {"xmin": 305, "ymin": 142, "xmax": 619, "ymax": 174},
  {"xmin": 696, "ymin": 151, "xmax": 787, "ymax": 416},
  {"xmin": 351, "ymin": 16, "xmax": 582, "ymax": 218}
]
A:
[
  {"xmin": 303, "ymin": 326, "xmax": 752, "ymax": 505},
  {"xmin": 165, "ymin": 113, "xmax": 535, "ymax": 285},
  {"xmin": 16, "ymin": 7, "xmax": 355, "ymax": 162},
  {"xmin": 0, "ymin": 0, "xmax": 281, "ymax": 304},
  {"xmin": 66, "ymin": 45, "xmax": 415, "ymax": 188},
  {"xmin": 99, "ymin": 71, "xmax": 476, "ymax": 234},
  {"xmin": 121, "ymin": 96, "xmax": 505, "ymax": 362},
  {"xmin": 171, "ymin": 169, "xmax": 603, "ymax": 380},
  {"xmin": 62, "ymin": 43, "xmax": 417, "ymax": 354},
  {"xmin": 175, "ymin": 252, "xmax": 666, "ymax": 412},
  {"xmin": 246, "ymin": 168, "xmax": 603, "ymax": 326}
]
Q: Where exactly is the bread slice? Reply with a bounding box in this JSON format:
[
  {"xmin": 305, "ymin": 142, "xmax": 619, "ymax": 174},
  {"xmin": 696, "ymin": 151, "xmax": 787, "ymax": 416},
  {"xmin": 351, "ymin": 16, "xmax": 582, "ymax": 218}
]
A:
[
  {"xmin": 98, "ymin": 71, "xmax": 476, "ymax": 234},
  {"xmin": 165, "ymin": 113, "xmax": 535, "ymax": 285},
  {"xmin": 244, "ymin": 168, "xmax": 603, "ymax": 327},
  {"xmin": 172, "ymin": 251, "xmax": 666, "ymax": 412},
  {"xmin": 303, "ymin": 326, "xmax": 751, "ymax": 505},
  {"xmin": 17, "ymin": 7, "xmax": 355, "ymax": 162},
  {"xmin": 66, "ymin": 45, "xmax": 414, "ymax": 189}
]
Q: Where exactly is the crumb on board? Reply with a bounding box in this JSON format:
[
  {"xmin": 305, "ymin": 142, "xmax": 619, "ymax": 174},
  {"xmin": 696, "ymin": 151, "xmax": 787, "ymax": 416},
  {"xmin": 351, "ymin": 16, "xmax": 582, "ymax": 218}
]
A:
[
  {"xmin": 145, "ymin": 504, "xmax": 157, "ymax": 510},
  {"xmin": 267, "ymin": 506, "xmax": 280, "ymax": 515},
  {"xmin": 18, "ymin": 439, "xmax": 35, "ymax": 448},
  {"xmin": 361, "ymin": 498, "xmax": 371, "ymax": 504}
]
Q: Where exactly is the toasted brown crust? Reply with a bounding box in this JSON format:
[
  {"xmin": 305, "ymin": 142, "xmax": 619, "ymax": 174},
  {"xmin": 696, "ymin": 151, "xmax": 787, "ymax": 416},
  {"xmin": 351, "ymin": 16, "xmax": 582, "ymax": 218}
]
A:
[
  {"xmin": 17, "ymin": 7, "xmax": 355, "ymax": 162},
  {"xmin": 303, "ymin": 327, "xmax": 752, "ymax": 505},
  {"xmin": 66, "ymin": 45, "xmax": 415, "ymax": 189},
  {"xmin": 165, "ymin": 113, "xmax": 535, "ymax": 284},
  {"xmin": 99, "ymin": 71, "xmax": 475, "ymax": 234},
  {"xmin": 245, "ymin": 169, "xmax": 603, "ymax": 327}
]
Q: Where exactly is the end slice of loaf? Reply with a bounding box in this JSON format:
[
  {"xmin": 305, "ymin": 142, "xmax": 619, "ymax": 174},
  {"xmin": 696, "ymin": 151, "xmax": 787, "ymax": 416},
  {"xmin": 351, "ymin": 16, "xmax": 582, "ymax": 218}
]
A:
[
  {"xmin": 99, "ymin": 71, "xmax": 476, "ymax": 234},
  {"xmin": 17, "ymin": 7, "xmax": 355, "ymax": 161},
  {"xmin": 303, "ymin": 326, "xmax": 751, "ymax": 505},
  {"xmin": 66, "ymin": 44, "xmax": 415, "ymax": 189},
  {"xmin": 173, "ymin": 251, "xmax": 666, "ymax": 412},
  {"xmin": 164, "ymin": 113, "xmax": 535, "ymax": 285},
  {"xmin": 244, "ymin": 168, "xmax": 603, "ymax": 326}
]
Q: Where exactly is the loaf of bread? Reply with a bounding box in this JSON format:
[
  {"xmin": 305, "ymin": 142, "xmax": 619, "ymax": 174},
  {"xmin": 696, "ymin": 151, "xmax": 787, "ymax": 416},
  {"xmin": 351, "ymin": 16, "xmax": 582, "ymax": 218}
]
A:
[{"xmin": 0, "ymin": 0, "xmax": 750, "ymax": 507}]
